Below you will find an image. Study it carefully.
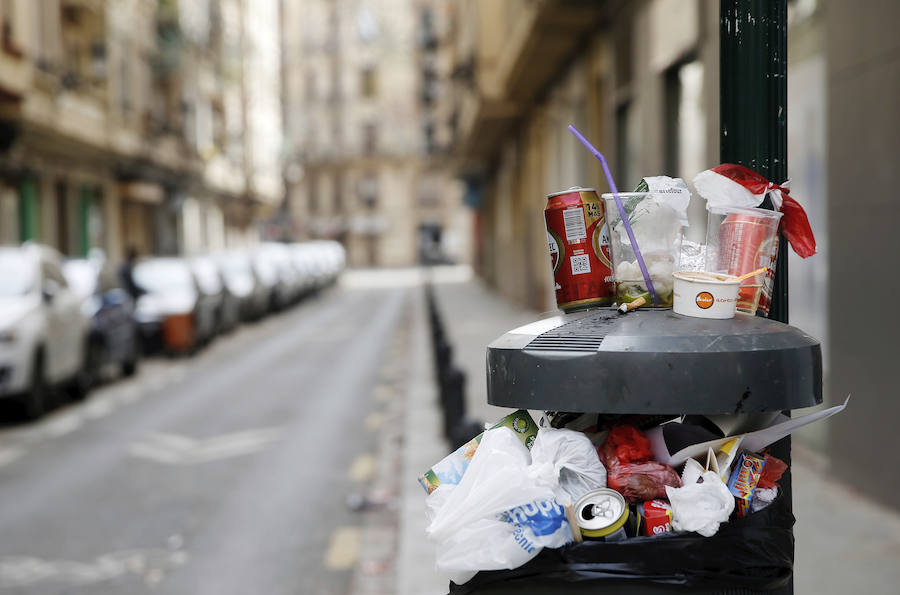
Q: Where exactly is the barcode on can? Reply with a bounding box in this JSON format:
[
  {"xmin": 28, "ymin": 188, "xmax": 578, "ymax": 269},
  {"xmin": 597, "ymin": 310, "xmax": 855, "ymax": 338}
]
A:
[
  {"xmin": 563, "ymin": 208, "xmax": 587, "ymax": 243},
  {"xmin": 570, "ymin": 254, "xmax": 591, "ymax": 275}
]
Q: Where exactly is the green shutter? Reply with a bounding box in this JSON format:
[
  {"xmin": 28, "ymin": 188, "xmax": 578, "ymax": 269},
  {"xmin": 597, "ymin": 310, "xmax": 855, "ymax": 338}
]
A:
[
  {"xmin": 79, "ymin": 185, "xmax": 93, "ymax": 257},
  {"xmin": 18, "ymin": 177, "xmax": 39, "ymax": 242}
]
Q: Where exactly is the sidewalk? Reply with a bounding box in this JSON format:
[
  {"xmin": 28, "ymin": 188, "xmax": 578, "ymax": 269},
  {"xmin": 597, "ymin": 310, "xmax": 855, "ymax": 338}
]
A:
[{"xmin": 397, "ymin": 268, "xmax": 900, "ymax": 595}]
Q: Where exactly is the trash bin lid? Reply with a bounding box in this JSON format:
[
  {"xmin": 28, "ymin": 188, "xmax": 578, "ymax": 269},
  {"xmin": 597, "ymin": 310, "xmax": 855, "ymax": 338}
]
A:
[{"xmin": 486, "ymin": 308, "xmax": 822, "ymax": 414}]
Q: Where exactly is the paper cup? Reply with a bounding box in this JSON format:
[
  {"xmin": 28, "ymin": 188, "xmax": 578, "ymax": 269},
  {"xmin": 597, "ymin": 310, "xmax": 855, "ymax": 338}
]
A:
[{"xmin": 672, "ymin": 271, "xmax": 741, "ymax": 319}]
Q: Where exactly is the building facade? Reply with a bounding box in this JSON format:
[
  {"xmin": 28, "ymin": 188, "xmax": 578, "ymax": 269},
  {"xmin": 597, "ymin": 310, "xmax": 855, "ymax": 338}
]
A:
[
  {"xmin": 448, "ymin": 0, "xmax": 900, "ymax": 510},
  {"xmin": 0, "ymin": 0, "xmax": 283, "ymax": 259},
  {"xmin": 282, "ymin": 0, "xmax": 469, "ymax": 267}
]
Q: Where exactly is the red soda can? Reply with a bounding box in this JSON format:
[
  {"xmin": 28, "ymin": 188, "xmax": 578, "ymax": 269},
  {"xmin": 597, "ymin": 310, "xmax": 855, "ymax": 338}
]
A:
[
  {"xmin": 545, "ymin": 187, "xmax": 614, "ymax": 311},
  {"xmin": 716, "ymin": 212, "xmax": 781, "ymax": 314}
]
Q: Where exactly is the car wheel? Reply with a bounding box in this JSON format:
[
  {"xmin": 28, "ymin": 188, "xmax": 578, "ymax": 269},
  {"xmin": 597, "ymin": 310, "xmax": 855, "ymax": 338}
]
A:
[{"xmin": 23, "ymin": 350, "xmax": 46, "ymax": 421}]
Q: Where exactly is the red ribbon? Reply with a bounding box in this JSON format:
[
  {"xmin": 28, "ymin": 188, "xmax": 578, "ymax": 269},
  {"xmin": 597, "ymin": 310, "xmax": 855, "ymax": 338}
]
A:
[{"xmin": 711, "ymin": 164, "xmax": 817, "ymax": 258}]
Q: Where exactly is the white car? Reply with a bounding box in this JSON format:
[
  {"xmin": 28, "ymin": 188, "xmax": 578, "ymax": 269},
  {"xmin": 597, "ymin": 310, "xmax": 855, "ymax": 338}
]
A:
[{"xmin": 0, "ymin": 244, "xmax": 90, "ymax": 418}]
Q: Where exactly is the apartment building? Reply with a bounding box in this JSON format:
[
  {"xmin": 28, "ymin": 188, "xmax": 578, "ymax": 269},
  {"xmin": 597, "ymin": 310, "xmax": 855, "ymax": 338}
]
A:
[
  {"xmin": 0, "ymin": 0, "xmax": 282, "ymax": 259},
  {"xmin": 282, "ymin": 0, "xmax": 469, "ymax": 267}
]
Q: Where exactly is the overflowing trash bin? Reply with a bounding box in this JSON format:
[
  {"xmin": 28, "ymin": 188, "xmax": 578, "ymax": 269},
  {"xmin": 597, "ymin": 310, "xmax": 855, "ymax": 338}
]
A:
[{"xmin": 415, "ymin": 306, "xmax": 843, "ymax": 593}]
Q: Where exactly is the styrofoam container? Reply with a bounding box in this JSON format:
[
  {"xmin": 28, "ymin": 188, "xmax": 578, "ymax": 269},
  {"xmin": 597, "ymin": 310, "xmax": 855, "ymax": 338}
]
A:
[{"xmin": 672, "ymin": 271, "xmax": 741, "ymax": 319}]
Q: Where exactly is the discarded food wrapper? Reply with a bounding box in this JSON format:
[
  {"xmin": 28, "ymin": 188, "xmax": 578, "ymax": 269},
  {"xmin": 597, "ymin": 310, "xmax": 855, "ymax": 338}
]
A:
[
  {"xmin": 638, "ymin": 499, "xmax": 673, "ymax": 536},
  {"xmin": 727, "ymin": 451, "xmax": 766, "ymax": 518},
  {"xmin": 647, "ymin": 396, "xmax": 850, "ymax": 467},
  {"xmin": 418, "ymin": 409, "xmax": 538, "ymax": 493},
  {"xmin": 757, "ymin": 454, "xmax": 788, "ymax": 490},
  {"xmin": 666, "ymin": 471, "xmax": 735, "ymax": 537}
]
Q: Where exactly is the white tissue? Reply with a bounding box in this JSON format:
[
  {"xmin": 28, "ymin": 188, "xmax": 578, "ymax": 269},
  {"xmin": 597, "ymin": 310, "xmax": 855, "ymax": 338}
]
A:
[{"xmin": 666, "ymin": 471, "xmax": 735, "ymax": 537}]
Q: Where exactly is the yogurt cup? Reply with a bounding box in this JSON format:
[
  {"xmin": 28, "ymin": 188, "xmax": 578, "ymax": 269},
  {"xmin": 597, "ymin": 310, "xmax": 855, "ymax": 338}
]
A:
[{"xmin": 672, "ymin": 271, "xmax": 741, "ymax": 319}]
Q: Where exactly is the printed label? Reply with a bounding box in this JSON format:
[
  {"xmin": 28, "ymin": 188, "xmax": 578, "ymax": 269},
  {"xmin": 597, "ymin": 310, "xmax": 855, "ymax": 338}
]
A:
[
  {"xmin": 695, "ymin": 292, "xmax": 714, "ymax": 309},
  {"xmin": 570, "ymin": 254, "xmax": 591, "ymax": 275},
  {"xmin": 563, "ymin": 207, "xmax": 587, "ymax": 243}
]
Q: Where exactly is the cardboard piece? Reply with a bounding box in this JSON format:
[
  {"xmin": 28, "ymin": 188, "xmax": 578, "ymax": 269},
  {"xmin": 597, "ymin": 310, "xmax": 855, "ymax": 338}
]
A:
[{"xmin": 648, "ymin": 397, "xmax": 850, "ymax": 467}]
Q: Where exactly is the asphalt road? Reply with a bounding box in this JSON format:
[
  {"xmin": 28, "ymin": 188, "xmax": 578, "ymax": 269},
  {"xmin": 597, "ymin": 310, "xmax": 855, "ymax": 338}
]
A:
[{"xmin": 0, "ymin": 282, "xmax": 408, "ymax": 595}]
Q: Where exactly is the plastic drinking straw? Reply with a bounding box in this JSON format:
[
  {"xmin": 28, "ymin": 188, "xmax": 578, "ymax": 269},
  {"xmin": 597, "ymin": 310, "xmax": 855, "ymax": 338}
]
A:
[
  {"xmin": 732, "ymin": 267, "xmax": 768, "ymax": 283},
  {"xmin": 567, "ymin": 125, "xmax": 658, "ymax": 306}
]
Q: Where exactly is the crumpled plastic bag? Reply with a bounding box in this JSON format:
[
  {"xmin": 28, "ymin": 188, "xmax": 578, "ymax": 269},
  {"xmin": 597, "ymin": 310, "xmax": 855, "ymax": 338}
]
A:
[
  {"xmin": 530, "ymin": 427, "xmax": 607, "ymax": 504},
  {"xmin": 598, "ymin": 426, "xmax": 681, "ymax": 503},
  {"xmin": 426, "ymin": 426, "xmax": 607, "ymax": 584},
  {"xmin": 666, "ymin": 471, "xmax": 735, "ymax": 537}
]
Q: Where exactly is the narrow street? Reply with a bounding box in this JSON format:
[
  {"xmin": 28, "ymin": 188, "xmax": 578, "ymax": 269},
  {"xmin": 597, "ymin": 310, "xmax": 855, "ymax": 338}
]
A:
[{"xmin": 0, "ymin": 279, "xmax": 410, "ymax": 595}]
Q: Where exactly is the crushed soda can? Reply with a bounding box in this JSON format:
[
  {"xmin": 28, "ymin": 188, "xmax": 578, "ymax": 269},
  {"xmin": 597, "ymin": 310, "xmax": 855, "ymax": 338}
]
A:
[
  {"xmin": 638, "ymin": 499, "xmax": 673, "ymax": 536},
  {"xmin": 727, "ymin": 451, "xmax": 766, "ymax": 518}
]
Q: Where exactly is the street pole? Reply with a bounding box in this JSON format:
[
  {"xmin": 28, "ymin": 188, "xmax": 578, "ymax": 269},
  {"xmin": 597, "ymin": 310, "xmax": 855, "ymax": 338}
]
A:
[
  {"xmin": 720, "ymin": 0, "xmax": 789, "ymax": 325},
  {"xmin": 721, "ymin": 4, "xmax": 793, "ymax": 592}
]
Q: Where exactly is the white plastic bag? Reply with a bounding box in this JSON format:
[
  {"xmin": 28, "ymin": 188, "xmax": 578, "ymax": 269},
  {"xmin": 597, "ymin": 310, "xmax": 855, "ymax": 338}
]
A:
[
  {"xmin": 529, "ymin": 427, "xmax": 607, "ymax": 504},
  {"xmin": 666, "ymin": 471, "xmax": 735, "ymax": 537},
  {"xmin": 425, "ymin": 427, "xmax": 574, "ymax": 584}
]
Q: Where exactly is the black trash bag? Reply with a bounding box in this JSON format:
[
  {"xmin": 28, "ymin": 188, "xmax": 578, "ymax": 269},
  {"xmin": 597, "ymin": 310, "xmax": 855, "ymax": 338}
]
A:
[{"xmin": 449, "ymin": 491, "xmax": 794, "ymax": 594}]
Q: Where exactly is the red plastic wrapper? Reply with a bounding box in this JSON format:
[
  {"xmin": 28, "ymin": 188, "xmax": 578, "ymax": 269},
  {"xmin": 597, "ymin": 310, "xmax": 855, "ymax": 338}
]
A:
[
  {"xmin": 598, "ymin": 426, "xmax": 682, "ymax": 503},
  {"xmin": 757, "ymin": 454, "xmax": 788, "ymax": 490}
]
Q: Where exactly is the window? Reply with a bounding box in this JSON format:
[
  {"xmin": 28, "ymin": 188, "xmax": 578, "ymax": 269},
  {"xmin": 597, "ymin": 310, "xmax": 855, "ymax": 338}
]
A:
[
  {"xmin": 305, "ymin": 68, "xmax": 316, "ymax": 102},
  {"xmin": 360, "ymin": 66, "xmax": 377, "ymax": 98},
  {"xmin": 358, "ymin": 173, "xmax": 378, "ymax": 208},
  {"xmin": 362, "ymin": 122, "xmax": 378, "ymax": 154}
]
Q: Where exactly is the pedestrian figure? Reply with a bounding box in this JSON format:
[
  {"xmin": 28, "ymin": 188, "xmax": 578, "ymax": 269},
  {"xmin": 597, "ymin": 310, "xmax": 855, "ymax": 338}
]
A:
[{"xmin": 120, "ymin": 245, "xmax": 145, "ymax": 300}]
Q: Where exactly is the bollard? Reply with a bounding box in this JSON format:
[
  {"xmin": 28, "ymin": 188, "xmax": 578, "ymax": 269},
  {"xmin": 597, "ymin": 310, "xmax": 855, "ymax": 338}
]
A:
[{"xmin": 441, "ymin": 366, "xmax": 465, "ymax": 439}]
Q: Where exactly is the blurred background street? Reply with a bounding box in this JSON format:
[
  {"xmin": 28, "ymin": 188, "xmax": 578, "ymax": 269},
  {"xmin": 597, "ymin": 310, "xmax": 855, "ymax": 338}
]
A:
[{"xmin": 0, "ymin": 0, "xmax": 898, "ymax": 593}]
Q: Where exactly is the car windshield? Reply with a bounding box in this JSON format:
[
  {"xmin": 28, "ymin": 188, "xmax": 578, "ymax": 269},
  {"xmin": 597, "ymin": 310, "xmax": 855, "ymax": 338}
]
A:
[
  {"xmin": 62, "ymin": 261, "xmax": 98, "ymax": 298},
  {"xmin": 219, "ymin": 254, "xmax": 250, "ymax": 276},
  {"xmin": 0, "ymin": 252, "xmax": 35, "ymax": 297},
  {"xmin": 134, "ymin": 260, "xmax": 194, "ymax": 293}
]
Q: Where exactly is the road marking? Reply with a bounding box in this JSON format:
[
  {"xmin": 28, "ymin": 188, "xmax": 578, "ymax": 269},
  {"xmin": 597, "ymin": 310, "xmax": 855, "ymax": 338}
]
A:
[
  {"xmin": 0, "ymin": 547, "xmax": 188, "ymax": 588},
  {"xmin": 129, "ymin": 427, "xmax": 283, "ymax": 465},
  {"xmin": 323, "ymin": 527, "xmax": 362, "ymax": 571},
  {"xmin": 349, "ymin": 454, "xmax": 377, "ymax": 482},
  {"xmin": 364, "ymin": 412, "xmax": 384, "ymax": 431},
  {"xmin": 0, "ymin": 447, "xmax": 24, "ymax": 468},
  {"xmin": 41, "ymin": 413, "xmax": 83, "ymax": 438}
]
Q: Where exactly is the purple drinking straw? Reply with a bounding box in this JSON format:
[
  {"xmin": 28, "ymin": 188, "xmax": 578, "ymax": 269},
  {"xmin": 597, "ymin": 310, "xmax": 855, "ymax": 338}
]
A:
[{"xmin": 567, "ymin": 124, "xmax": 658, "ymax": 306}]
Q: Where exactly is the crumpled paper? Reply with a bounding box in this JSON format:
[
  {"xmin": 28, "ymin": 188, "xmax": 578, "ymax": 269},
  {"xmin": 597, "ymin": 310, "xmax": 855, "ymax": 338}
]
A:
[{"xmin": 666, "ymin": 471, "xmax": 735, "ymax": 537}]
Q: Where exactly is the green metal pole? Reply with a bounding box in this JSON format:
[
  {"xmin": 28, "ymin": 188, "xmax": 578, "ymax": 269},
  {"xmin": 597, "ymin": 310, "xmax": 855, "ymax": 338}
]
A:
[
  {"xmin": 721, "ymin": 6, "xmax": 793, "ymax": 593},
  {"xmin": 720, "ymin": 0, "xmax": 789, "ymax": 325}
]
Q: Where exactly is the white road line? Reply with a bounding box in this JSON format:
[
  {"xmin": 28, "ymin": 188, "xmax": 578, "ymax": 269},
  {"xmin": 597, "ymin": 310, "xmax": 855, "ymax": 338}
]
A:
[
  {"xmin": 364, "ymin": 412, "xmax": 384, "ymax": 431},
  {"xmin": 323, "ymin": 527, "xmax": 362, "ymax": 571}
]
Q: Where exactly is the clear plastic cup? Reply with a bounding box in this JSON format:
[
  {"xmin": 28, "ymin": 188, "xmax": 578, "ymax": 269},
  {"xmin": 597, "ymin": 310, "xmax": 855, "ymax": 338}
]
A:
[
  {"xmin": 704, "ymin": 206, "xmax": 782, "ymax": 315},
  {"xmin": 602, "ymin": 192, "xmax": 685, "ymax": 308}
]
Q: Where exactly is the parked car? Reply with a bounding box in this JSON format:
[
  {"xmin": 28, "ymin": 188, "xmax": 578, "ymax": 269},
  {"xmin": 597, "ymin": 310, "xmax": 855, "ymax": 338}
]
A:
[
  {"xmin": 217, "ymin": 251, "xmax": 269, "ymax": 321},
  {"xmin": 249, "ymin": 248, "xmax": 284, "ymax": 312},
  {"xmin": 259, "ymin": 243, "xmax": 303, "ymax": 306},
  {"xmin": 132, "ymin": 257, "xmax": 214, "ymax": 354},
  {"xmin": 0, "ymin": 244, "xmax": 90, "ymax": 418},
  {"xmin": 63, "ymin": 256, "xmax": 140, "ymax": 384},
  {"xmin": 191, "ymin": 255, "xmax": 240, "ymax": 335}
]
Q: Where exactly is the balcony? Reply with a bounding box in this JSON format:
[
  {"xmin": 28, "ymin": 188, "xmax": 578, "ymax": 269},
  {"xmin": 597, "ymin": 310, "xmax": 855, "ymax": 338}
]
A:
[
  {"xmin": 452, "ymin": 87, "xmax": 517, "ymax": 176},
  {"xmin": 495, "ymin": 0, "xmax": 608, "ymax": 104}
]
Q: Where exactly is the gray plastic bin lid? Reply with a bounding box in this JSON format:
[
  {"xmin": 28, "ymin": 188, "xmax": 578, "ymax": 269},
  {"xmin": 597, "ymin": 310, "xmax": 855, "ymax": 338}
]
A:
[{"xmin": 486, "ymin": 308, "xmax": 822, "ymax": 414}]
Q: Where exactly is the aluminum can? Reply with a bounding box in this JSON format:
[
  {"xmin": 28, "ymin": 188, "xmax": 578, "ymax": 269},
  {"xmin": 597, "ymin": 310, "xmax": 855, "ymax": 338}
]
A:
[
  {"xmin": 574, "ymin": 488, "xmax": 629, "ymax": 541},
  {"xmin": 717, "ymin": 214, "xmax": 780, "ymax": 314},
  {"xmin": 545, "ymin": 187, "xmax": 614, "ymax": 311}
]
